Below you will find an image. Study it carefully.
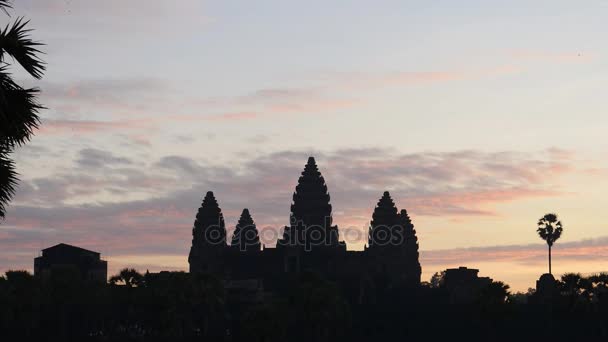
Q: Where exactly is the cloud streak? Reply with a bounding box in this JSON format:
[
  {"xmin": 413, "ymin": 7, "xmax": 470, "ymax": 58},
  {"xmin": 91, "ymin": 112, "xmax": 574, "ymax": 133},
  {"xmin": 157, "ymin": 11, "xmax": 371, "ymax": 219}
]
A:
[
  {"xmin": 1, "ymin": 147, "xmax": 574, "ymax": 276},
  {"xmin": 40, "ymin": 119, "xmax": 132, "ymax": 133},
  {"xmin": 422, "ymin": 236, "xmax": 608, "ymax": 266}
]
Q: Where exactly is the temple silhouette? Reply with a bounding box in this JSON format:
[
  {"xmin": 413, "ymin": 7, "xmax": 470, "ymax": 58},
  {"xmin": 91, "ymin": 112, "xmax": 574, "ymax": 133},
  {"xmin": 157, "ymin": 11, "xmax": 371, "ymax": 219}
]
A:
[{"xmin": 188, "ymin": 157, "xmax": 421, "ymax": 300}]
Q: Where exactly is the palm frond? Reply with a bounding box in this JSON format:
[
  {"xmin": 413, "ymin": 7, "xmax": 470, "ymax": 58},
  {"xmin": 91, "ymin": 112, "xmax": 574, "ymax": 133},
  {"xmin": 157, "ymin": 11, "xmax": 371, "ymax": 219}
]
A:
[
  {"xmin": 0, "ymin": 67, "xmax": 43, "ymax": 147},
  {"xmin": 0, "ymin": 147, "xmax": 17, "ymax": 219},
  {"xmin": 0, "ymin": 3, "xmax": 44, "ymax": 222},
  {"xmin": 0, "ymin": 1, "xmax": 12, "ymax": 16},
  {"xmin": 537, "ymin": 228, "xmax": 548, "ymax": 239},
  {"xmin": 108, "ymin": 275, "xmax": 122, "ymax": 285},
  {"xmin": 544, "ymin": 213, "xmax": 558, "ymax": 222},
  {"xmin": 0, "ymin": 17, "xmax": 45, "ymax": 79},
  {"xmin": 553, "ymin": 227, "xmax": 563, "ymax": 241},
  {"xmin": 537, "ymin": 213, "xmax": 564, "ymax": 247}
]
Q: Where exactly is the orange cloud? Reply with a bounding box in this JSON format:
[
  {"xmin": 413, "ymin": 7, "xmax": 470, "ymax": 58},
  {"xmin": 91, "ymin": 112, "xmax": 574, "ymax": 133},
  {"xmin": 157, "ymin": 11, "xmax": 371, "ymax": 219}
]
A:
[{"xmin": 405, "ymin": 187, "xmax": 560, "ymax": 217}]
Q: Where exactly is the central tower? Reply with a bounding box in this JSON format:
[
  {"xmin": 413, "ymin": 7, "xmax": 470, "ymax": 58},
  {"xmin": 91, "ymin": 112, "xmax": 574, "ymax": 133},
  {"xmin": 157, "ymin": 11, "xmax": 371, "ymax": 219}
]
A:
[{"xmin": 277, "ymin": 157, "xmax": 345, "ymax": 250}]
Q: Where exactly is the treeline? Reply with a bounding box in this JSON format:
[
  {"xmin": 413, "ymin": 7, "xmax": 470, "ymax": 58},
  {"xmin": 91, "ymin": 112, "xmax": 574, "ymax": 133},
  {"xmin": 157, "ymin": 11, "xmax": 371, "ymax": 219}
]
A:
[{"xmin": 1, "ymin": 269, "xmax": 607, "ymax": 341}]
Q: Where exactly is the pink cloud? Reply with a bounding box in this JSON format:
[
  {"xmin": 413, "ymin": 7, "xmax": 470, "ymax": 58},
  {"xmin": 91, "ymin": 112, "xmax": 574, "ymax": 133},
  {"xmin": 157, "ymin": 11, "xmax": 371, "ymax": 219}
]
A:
[
  {"xmin": 323, "ymin": 64, "xmax": 524, "ymax": 91},
  {"xmin": 40, "ymin": 118, "xmax": 153, "ymax": 135},
  {"xmin": 40, "ymin": 119, "xmax": 126, "ymax": 134},
  {"xmin": 509, "ymin": 49, "xmax": 596, "ymax": 63},
  {"xmin": 405, "ymin": 187, "xmax": 559, "ymax": 217},
  {"xmin": 421, "ymin": 236, "xmax": 608, "ymax": 271},
  {"xmin": 0, "ymin": 147, "xmax": 582, "ymax": 280},
  {"xmin": 204, "ymin": 112, "xmax": 260, "ymax": 121}
]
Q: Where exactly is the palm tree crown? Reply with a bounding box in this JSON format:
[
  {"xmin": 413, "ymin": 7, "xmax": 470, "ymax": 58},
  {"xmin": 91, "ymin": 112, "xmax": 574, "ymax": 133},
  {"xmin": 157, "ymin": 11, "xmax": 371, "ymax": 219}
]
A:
[
  {"xmin": 109, "ymin": 268, "xmax": 144, "ymax": 288},
  {"xmin": 0, "ymin": 0, "xmax": 45, "ymax": 219},
  {"xmin": 537, "ymin": 213, "xmax": 563, "ymax": 275},
  {"xmin": 537, "ymin": 213, "xmax": 563, "ymax": 247}
]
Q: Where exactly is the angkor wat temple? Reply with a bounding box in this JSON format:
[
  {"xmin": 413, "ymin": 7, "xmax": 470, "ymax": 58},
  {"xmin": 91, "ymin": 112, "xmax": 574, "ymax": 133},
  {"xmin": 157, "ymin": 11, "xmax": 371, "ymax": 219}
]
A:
[{"xmin": 188, "ymin": 157, "xmax": 421, "ymax": 300}]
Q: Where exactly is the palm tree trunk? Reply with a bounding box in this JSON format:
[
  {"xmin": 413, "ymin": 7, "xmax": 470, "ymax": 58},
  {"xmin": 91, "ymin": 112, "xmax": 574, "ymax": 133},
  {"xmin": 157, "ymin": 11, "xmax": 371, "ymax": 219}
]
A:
[{"xmin": 548, "ymin": 244, "xmax": 552, "ymax": 274}]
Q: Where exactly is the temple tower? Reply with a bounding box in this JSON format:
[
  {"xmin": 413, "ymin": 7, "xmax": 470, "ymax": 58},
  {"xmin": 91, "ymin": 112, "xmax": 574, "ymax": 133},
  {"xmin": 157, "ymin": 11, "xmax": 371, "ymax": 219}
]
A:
[
  {"xmin": 399, "ymin": 208, "xmax": 421, "ymax": 282},
  {"xmin": 367, "ymin": 191, "xmax": 400, "ymax": 248},
  {"xmin": 366, "ymin": 191, "xmax": 421, "ymax": 285},
  {"xmin": 278, "ymin": 157, "xmax": 344, "ymax": 250},
  {"xmin": 231, "ymin": 208, "xmax": 261, "ymax": 252},
  {"xmin": 399, "ymin": 209, "xmax": 418, "ymax": 253},
  {"xmin": 189, "ymin": 191, "xmax": 228, "ymax": 273}
]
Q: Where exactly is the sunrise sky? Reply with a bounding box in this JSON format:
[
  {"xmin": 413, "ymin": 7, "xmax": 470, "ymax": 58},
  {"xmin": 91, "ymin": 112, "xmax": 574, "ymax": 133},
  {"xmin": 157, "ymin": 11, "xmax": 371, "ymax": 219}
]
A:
[{"xmin": 2, "ymin": 0, "xmax": 608, "ymax": 291}]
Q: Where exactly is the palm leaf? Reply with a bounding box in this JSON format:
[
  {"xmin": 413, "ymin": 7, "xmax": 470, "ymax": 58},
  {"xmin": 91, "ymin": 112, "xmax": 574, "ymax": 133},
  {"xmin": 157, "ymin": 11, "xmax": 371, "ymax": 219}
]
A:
[
  {"xmin": 0, "ymin": 2, "xmax": 44, "ymax": 221},
  {"xmin": 0, "ymin": 17, "xmax": 45, "ymax": 79},
  {"xmin": 537, "ymin": 213, "xmax": 564, "ymax": 245},
  {"xmin": 0, "ymin": 1, "xmax": 12, "ymax": 16},
  {"xmin": 0, "ymin": 146, "xmax": 17, "ymax": 219},
  {"xmin": 0, "ymin": 68, "xmax": 42, "ymax": 147}
]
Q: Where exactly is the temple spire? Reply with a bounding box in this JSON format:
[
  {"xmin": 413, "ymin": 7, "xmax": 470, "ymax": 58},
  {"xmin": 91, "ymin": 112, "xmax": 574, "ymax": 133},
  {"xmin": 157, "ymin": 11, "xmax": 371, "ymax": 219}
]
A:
[
  {"xmin": 400, "ymin": 209, "xmax": 419, "ymax": 251},
  {"xmin": 399, "ymin": 208, "xmax": 421, "ymax": 282},
  {"xmin": 368, "ymin": 191, "xmax": 399, "ymax": 248},
  {"xmin": 191, "ymin": 191, "xmax": 227, "ymax": 247},
  {"xmin": 279, "ymin": 156, "xmax": 343, "ymax": 249},
  {"xmin": 188, "ymin": 191, "xmax": 228, "ymax": 272},
  {"xmin": 290, "ymin": 156, "xmax": 332, "ymax": 228},
  {"xmin": 231, "ymin": 208, "xmax": 261, "ymax": 252}
]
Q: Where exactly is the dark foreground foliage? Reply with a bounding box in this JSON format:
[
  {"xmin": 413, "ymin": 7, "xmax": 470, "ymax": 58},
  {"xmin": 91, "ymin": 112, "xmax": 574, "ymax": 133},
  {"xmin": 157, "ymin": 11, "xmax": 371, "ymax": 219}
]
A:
[{"xmin": 0, "ymin": 270, "xmax": 607, "ymax": 341}]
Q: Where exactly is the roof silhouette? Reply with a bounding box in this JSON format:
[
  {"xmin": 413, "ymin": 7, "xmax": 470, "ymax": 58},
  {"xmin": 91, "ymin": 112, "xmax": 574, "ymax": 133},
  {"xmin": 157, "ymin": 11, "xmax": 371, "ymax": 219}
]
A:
[{"xmin": 41, "ymin": 243, "xmax": 100, "ymax": 255}]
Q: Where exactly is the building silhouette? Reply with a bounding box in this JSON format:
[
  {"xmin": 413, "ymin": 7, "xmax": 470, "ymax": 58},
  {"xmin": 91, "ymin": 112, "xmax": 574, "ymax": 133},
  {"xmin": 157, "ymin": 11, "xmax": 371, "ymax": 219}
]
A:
[
  {"xmin": 188, "ymin": 157, "xmax": 421, "ymax": 300},
  {"xmin": 443, "ymin": 266, "xmax": 493, "ymax": 304},
  {"xmin": 534, "ymin": 273, "xmax": 559, "ymax": 302},
  {"xmin": 34, "ymin": 243, "xmax": 107, "ymax": 283}
]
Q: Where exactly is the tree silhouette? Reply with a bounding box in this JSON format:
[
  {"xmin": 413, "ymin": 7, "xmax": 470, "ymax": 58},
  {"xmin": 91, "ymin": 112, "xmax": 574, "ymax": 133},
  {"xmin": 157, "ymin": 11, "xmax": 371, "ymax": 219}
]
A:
[
  {"xmin": 109, "ymin": 268, "xmax": 144, "ymax": 288},
  {"xmin": 479, "ymin": 281, "xmax": 510, "ymax": 307},
  {"xmin": 536, "ymin": 213, "xmax": 563, "ymax": 275},
  {"xmin": 0, "ymin": 0, "xmax": 45, "ymax": 219},
  {"xmin": 287, "ymin": 272, "xmax": 351, "ymax": 342},
  {"xmin": 429, "ymin": 271, "xmax": 446, "ymax": 288}
]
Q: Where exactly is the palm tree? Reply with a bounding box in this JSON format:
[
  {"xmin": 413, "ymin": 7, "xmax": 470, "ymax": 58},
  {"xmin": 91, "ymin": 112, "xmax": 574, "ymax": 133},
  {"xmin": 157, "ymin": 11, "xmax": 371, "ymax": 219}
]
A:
[
  {"xmin": 537, "ymin": 213, "xmax": 563, "ymax": 275},
  {"xmin": 429, "ymin": 271, "xmax": 445, "ymax": 288},
  {"xmin": 479, "ymin": 280, "xmax": 510, "ymax": 306},
  {"xmin": 109, "ymin": 268, "xmax": 144, "ymax": 288},
  {"xmin": 0, "ymin": 0, "xmax": 45, "ymax": 219}
]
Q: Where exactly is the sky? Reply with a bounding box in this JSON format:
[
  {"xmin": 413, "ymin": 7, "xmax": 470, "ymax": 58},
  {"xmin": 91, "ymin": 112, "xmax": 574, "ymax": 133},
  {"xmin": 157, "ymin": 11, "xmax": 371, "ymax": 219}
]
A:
[{"xmin": 1, "ymin": 0, "xmax": 608, "ymax": 291}]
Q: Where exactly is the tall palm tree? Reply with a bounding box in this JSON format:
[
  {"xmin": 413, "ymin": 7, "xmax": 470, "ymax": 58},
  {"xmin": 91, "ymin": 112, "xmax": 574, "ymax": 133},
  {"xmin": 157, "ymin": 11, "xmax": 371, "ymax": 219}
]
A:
[
  {"xmin": 0, "ymin": 0, "xmax": 45, "ymax": 219},
  {"xmin": 537, "ymin": 213, "xmax": 563, "ymax": 275}
]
